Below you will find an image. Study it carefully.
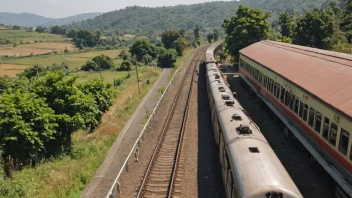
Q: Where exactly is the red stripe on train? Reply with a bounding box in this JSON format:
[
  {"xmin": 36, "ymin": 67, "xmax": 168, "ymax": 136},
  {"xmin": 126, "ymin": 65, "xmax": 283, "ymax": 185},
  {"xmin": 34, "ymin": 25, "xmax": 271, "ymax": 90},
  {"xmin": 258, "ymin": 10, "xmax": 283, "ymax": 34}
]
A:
[{"xmin": 239, "ymin": 68, "xmax": 352, "ymax": 174}]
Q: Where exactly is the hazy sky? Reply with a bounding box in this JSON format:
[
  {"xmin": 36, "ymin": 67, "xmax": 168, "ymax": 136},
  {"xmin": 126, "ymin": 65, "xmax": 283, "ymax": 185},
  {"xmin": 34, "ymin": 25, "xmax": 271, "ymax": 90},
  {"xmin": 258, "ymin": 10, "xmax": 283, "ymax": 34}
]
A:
[{"xmin": 0, "ymin": 0, "xmax": 231, "ymax": 18}]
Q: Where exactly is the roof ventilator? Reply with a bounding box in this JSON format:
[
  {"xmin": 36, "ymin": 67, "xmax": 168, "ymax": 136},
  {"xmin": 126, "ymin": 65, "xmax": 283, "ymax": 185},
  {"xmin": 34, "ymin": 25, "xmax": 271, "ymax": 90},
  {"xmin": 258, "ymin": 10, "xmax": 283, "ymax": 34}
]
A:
[
  {"xmin": 218, "ymin": 87, "xmax": 225, "ymax": 92},
  {"xmin": 221, "ymin": 94, "xmax": 231, "ymax": 100},
  {"xmin": 249, "ymin": 147, "xmax": 259, "ymax": 153},
  {"xmin": 237, "ymin": 124, "xmax": 252, "ymax": 135},
  {"xmin": 232, "ymin": 114, "xmax": 242, "ymax": 121},
  {"xmin": 225, "ymin": 100, "xmax": 235, "ymax": 106}
]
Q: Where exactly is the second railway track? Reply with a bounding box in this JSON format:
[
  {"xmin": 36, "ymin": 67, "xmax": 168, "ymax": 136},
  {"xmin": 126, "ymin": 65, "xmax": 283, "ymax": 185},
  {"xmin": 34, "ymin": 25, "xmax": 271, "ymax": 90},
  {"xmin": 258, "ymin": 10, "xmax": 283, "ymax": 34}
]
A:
[{"xmin": 136, "ymin": 47, "xmax": 206, "ymax": 198}]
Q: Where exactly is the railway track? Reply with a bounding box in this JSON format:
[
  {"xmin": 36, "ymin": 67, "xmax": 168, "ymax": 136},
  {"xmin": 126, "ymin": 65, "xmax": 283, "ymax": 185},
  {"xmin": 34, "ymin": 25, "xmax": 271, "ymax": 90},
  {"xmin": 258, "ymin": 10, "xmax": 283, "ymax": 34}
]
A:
[{"xmin": 136, "ymin": 47, "xmax": 206, "ymax": 198}]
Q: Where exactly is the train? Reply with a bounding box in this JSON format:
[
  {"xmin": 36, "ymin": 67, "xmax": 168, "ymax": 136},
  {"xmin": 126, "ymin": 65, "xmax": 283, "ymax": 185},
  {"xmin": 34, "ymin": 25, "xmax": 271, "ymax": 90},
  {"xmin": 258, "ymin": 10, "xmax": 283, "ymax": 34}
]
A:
[
  {"xmin": 238, "ymin": 40, "xmax": 352, "ymax": 197},
  {"xmin": 205, "ymin": 43, "xmax": 303, "ymax": 198}
]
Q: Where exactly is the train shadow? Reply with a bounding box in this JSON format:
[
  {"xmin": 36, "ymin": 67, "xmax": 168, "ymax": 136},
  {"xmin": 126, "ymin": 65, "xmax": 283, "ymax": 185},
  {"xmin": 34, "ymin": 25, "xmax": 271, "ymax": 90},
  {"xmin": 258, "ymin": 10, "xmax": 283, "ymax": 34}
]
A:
[{"xmin": 196, "ymin": 63, "xmax": 225, "ymax": 198}]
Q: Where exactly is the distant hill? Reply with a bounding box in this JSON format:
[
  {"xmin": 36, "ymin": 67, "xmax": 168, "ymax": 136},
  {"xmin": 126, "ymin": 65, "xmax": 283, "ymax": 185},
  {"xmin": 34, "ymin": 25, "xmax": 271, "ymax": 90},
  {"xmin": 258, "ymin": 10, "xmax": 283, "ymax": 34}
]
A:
[
  {"xmin": 65, "ymin": 0, "xmax": 326, "ymax": 35},
  {"xmin": 0, "ymin": 12, "xmax": 101, "ymax": 27}
]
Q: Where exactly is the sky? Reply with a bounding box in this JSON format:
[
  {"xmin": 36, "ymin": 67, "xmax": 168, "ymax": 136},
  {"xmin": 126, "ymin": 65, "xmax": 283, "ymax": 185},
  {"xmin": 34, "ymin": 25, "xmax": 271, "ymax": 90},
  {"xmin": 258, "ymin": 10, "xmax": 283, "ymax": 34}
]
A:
[{"xmin": 0, "ymin": 0, "xmax": 231, "ymax": 18}]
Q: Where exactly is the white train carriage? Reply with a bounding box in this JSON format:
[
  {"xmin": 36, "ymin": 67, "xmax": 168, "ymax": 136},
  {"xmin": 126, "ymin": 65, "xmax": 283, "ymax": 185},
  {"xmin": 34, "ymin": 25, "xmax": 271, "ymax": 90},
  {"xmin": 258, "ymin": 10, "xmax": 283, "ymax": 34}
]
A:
[{"xmin": 205, "ymin": 45, "xmax": 302, "ymax": 198}]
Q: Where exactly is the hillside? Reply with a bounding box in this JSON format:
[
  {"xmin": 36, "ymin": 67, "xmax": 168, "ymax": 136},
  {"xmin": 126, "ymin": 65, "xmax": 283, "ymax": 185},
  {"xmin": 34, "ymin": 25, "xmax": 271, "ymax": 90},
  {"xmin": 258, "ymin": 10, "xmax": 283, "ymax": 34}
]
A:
[
  {"xmin": 66, "ymin": 0, "xmax": 326, "ymax": 35},
  {"xmin": 0, "ymin": 12, "xmax": 101, "ymax": 27}
]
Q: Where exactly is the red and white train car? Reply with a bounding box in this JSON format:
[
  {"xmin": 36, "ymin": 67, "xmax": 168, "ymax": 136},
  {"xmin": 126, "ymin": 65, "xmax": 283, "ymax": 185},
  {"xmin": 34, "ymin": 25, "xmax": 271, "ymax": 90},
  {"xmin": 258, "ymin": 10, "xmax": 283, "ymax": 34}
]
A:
[{"xmin": 239, "ymin": 40, "xmax": 352, "ymax": 197}]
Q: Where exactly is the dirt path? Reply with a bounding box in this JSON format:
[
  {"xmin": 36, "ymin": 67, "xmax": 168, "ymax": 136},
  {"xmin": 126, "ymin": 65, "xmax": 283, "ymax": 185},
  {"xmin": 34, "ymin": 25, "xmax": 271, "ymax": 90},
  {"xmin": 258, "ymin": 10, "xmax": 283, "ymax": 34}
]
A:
[{"xmin": 82, "ymin": 68, "xmax": 171, "ymax": 198}]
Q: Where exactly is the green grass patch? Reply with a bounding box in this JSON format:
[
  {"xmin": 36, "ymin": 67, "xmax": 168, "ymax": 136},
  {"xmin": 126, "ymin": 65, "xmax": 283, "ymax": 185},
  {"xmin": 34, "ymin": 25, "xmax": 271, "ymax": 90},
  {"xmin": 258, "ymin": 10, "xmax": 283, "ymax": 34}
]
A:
[
  {"xmin": 0, "ymin": 30, "xmax": 69, "ymax": 43},
  {"xmin": 3, "ymin": 49, "xmax": 121, "ymax": 71}
]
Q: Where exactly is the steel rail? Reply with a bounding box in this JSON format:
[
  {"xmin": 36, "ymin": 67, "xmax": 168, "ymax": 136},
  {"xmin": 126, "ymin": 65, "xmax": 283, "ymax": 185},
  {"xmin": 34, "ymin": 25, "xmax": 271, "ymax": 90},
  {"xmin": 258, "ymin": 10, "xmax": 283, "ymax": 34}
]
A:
[
  {"xmin": 104, "ymin": 49, "xmax": 192, "ymax": 198},
  {"xmin": 136, "ymin": 49, "xmax": 205, "ymax": 198},
  {"xmin": 167, "ymin": 50, "xmax": 202, "ymax": 198}
]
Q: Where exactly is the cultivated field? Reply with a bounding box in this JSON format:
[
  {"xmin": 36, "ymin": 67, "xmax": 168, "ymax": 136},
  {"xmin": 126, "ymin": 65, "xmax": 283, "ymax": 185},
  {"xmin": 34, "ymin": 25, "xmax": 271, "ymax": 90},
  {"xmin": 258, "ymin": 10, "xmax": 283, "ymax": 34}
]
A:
[
  {"xmin": 1, "ymin": 49, "xmax": 122, "ymax": 75},
  {"xmin": 0, "ymin": 64, "xmax": 31, "ymax": 77},
  {"xmin": 0, "ymin": 30, "xmax": 75, "ymax": 56},
  {"xmin": 0, "ymin": 29, "xmax": 70, "ymax": 43}
]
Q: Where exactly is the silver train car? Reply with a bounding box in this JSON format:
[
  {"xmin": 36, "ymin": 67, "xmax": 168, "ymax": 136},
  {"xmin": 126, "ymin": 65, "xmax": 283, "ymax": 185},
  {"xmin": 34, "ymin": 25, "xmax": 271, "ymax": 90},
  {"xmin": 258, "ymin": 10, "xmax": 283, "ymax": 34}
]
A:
[{"xmin": 205, "ymin": 44, "xmax": 303, "ymax": 198}]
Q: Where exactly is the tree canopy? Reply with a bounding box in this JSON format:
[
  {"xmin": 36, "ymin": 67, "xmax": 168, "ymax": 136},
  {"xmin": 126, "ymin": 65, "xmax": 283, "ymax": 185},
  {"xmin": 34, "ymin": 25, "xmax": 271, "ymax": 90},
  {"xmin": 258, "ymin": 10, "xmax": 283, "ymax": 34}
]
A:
[
  {"xmin": 293, "ymin": 10, "xmax": 334, "ymax": 49},
  {"xmin": 223, "ymin": 5, "xmax": 271, "ymax": 57}
]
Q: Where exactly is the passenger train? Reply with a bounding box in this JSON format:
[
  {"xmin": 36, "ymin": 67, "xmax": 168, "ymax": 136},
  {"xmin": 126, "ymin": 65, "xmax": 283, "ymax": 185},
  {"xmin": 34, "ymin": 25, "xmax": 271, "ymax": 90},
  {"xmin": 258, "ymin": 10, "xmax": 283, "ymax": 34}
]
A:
[
  {"xmin": 205, "ymin": 43, "xmax": 303, "ymax": 198},
  {"xmin": 238, "ymin": 40, "xmax": 352, "ymax": 197}
]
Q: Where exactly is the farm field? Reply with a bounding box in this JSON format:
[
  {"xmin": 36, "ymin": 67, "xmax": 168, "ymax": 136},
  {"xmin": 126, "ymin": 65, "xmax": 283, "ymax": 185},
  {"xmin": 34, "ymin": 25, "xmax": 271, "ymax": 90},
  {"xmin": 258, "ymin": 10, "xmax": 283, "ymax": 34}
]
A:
[
  {"xmin": 0, "ymin": 30, "xmax": 75, "ymax": 56},
  {"xmin": 0, "ymin": 64, "xmax": 31, "ymax": 77},
  {"xmin": 0, "ymin": 49, "xmax": 122, "ymax": 75},
  {"xmin": 0, "ymin": 29, "xmax": 70, "ymax": 43},
  {"xmin": 0, "ymin": 42, "xmax": 77, "ymax": 56}
]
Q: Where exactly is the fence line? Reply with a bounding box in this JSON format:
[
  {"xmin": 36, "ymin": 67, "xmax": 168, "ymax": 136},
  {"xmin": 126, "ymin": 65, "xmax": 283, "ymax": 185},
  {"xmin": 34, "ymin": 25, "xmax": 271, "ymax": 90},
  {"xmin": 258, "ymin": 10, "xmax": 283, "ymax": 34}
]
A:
[{"xmin": 105, "ymin": 60, "xmax": 186, "ymax": 198}]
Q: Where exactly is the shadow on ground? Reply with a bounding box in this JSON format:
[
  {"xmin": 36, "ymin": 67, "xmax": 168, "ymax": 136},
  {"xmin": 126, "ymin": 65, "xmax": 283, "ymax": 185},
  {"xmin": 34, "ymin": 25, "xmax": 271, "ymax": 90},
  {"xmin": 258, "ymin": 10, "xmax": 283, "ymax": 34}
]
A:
[{"xmin": 196, "ymin": 63, "xmax": 225, "ymax": 198}]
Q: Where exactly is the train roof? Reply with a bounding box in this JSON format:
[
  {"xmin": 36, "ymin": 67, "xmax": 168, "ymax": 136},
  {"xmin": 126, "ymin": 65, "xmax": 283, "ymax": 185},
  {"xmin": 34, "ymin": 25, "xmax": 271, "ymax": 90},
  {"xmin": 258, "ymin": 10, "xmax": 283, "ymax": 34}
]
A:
[
  {"xmin": 205, "ymin": 61, "xmax": 302, "ymax": 197},
  {"xmin": 240, "ymin": 40, "xmax": 352, "ymax": 118}
]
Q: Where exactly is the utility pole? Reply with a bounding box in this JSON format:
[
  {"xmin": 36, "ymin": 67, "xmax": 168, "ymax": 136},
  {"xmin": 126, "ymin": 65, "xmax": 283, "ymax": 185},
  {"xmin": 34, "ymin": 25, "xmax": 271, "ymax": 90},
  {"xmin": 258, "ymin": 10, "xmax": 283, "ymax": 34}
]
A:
[{"xmin": 133, "ymin": 55, "xmax": 141, "ymax": 94}]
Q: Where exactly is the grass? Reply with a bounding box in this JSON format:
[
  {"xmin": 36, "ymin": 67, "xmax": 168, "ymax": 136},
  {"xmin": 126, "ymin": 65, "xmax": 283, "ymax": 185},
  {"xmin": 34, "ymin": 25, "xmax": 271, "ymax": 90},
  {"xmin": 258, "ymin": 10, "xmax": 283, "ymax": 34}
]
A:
[
  {"xmin": 2, "ymin": 49, "xmax": 121, "ymax": 72},
  {"xmin": 75, "ymin": 70, "xmax": 129, "ymax": 84},
  {"xmin": 0, "ymin": 30, "xmax": 70, "ymax": 43},
  {"xmin": 0, "ymin": 66, "xmax": 162, "ymax": 198}
]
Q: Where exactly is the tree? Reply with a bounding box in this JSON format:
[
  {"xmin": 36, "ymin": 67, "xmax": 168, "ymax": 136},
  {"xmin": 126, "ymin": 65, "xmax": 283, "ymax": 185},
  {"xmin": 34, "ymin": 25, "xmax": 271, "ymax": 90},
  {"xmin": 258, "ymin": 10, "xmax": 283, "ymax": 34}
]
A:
[
  {"xmin": 207, "ymin": 33, "xmax": 214, "ymax": 43},
  {"xmin": 223, "ymin": 5, "xmax": 271, "ymax": 58},
  {"xmin": 36, "ymin": 26, "xmax": 45, "ymax": 33},
  {"xmin": 31, "ymin": 72, "xmax": 98, "ymax": 154},
  {"xmin": 12, "ymin": 25, "xmax": 21, "ymax": 30},
  {"xmin": 67, "ymin": 30, "xmax": 78, "ymax": 38},
  {"xmin": 213, "ymin": 29, "xmax": 220, "ymax": 41},
  {"xmin": 173, "ymin": 37, "xmax": 189, "ymax": 56},
  {"xmin": 157, "ymin": 48, "xmax": 178, "ymax": 68},
  {"xmin": 119, "ymin": 49, "xmax": 130, "ymax": 60},
  {"xmin": 293, "ymin": 10, "xmax": 334, "ymax": 49},
  {"xmin": 161, "ymin": 30, "xmax": 184, "ymax": 49},
  {"xmin": 279, "ymin": 12, "xmax": 295, "ymax": 39},
  {"xmin": 51, "ymin": 26, "xmax": 66, "ymax": 35},
  {"xmin": 73, "ymin": 30, "xmax": 98, "ymax": 48},
  {"xmin": 143, "ymin": 54, "xmax": 153, "ymax": 65},
  {"xmin": 96, "ymin": 31, "xmax": 102, "ymax": 40},
  {"xmin": 0, "ymin": 90, "xmax": 57, "ymax": 171},
  {"xmin": 82, "ymin": 61, "xmax": 98, "ymax": 71},
  {"xmin": 119, "ymin": 61, "xmax": 132, "ymax": 71},
  {"xmin": 78, "ymin": 78, "xmax": 115, "ymax": 129},
  {"xmin": 129, "ymin": 39, "xmax": 157, "ymax": 61},
  {"xmin": 18, "ymin": 65, "xmax": 47, "ymax": 79},
  {"xmin": 92, "ymin": 55, "xmax": 115, "ymax": 70},
  {"xmin": 194, "ymin": 26, "xmax": 201, "ymax": 42}
]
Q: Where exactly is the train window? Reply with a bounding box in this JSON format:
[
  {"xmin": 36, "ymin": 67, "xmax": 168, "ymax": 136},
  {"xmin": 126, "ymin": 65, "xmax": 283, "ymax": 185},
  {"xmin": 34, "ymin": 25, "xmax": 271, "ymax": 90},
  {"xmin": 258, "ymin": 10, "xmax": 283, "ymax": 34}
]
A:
[
  {"xmin": 285, "ymin": 91, "xmax": 290, "ymax": 106},
  {"xmin": 299, "ymin": 101, "xmax": 304, "ymax": 118},
  {"xmin": 276, "ymin": 83, "xmax": 280, "ymax": 99},
  {"xmin": 294, "ymin": 97, "xmax": 300, "ymax": 114},
  {"xmin": 314, "ymin": 112, "xmax": 322, "ymax": 134},
  {"xmin": 289, "ymin": 94, "xmax": 294, "ymax": 110},
  {"xmin": 280, "ymin": 86, "xmax": 285, "ymax": 103},
  {"xmin": 329, "ymin": 123, "xmax": 338, "ymax": 146},
  {"xmin": 339, "ymin": 129, "xmax": 350, "ymax": 155},
  {"xmin": 271, "ymin": 80, "xmax": 275, "ymax": 94},
  {"xmin": 303, "ymin": 104, "xmax": 309, "ymax": 122},
  {"xmin": 322, "ymin": 117, "xmax": 330, "ymax": 140},
  {"xmin": 308, "ymin": 108, "xmax": 315, "ymax": 127}
]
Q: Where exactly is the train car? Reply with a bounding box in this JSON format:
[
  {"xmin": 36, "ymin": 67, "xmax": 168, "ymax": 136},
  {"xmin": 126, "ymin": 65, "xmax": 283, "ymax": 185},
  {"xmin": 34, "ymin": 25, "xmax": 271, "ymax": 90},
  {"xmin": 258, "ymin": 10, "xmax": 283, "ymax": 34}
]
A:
[
  {"xmin": 205, "ymin": 44, "xmax": 302, "ymax": 198},
  {"xmin": 238, "ymin": 40, "xmax": 352, "ymax": 197}
]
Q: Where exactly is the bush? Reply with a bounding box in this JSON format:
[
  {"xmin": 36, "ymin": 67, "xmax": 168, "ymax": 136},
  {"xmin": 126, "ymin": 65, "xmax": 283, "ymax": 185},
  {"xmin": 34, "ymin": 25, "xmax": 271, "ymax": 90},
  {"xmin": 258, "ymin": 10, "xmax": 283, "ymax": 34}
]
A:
[{"xmin": 119, "ymin": 61, "xmax": 131, "ymax": 71}]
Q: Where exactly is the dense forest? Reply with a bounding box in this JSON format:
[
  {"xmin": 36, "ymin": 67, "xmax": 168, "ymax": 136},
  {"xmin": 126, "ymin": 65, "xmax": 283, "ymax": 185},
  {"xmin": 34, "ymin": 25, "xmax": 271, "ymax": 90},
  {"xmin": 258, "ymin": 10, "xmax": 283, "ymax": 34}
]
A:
[{"xmin": 65, "ymin": 0, "xmax": 326, "ymax": 35}]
